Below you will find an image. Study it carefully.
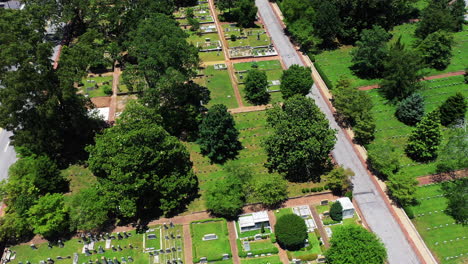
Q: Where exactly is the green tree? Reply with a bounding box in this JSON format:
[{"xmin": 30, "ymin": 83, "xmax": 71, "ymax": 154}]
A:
[
  {"xmin": 251, "ymin": 174, "xmax": 288, "ymax": 207},
  {"xmin": 450, "ymin": 0, "xmax": 466, "ymax": 31},
  {"xmin": 380, "ymin": 38, "xmax": 423, "ymax": 101},
  {"xmin": 275, "ymin": 214, "xmax": 308, "ymax": 250},
  {"xmin": 234, "ymin": 0, "xmax": 257, "ymax": 27},
  {"xmin": 198, "ymin": 104, "xmax": 242, "ymax": 164},
  {"xmin": 353, "ymin": 113, "xmax": 376, "ymax": 146},
  {"xmin": 415, "ymin": 0, "xmax": 457, "ymax": 39},
  {"xmin": 87, "ymin": 102, "xmax": 198, "ymax": 218},
  {"xmin": 418, "ymin": 30, "xmax": 453, "ymax": 70},
  {"xmin": 0, "ymin": 212, "xmax": 33, "ymax": 244},
  {"xmin": 312, "ymin": 0, "xmax": 342, "ymax": 47},
  {"xmin": 351, "ymin": 25, "xmax": 391, "ymax": 78},
  {"xmin": 436, "ymin": 128, "xmax": 468, "ymax": 173},
  {"xmin": 323, "ymin": 167, "xmax": 354, "ymax": 194},
  {"xmin": 332, "ymin": 78, "xmax": 373, "ymax": 127},
  {"xmin": 28, "ymin": 193, "xmax": 69, "ymax": 239},
  {"xmin": 406, "ymin": 111, "xmax": 442, "ymax": 161},
  {"xmin": 330, "ymin": 201, "xmax": 343, "ymax": 221},
  {"xmin": 244, "ymin": 69, "xmax": 270, "ymax": 105},
  {"xmin": 438, "ymin": 92, "xmax": 466, "ymax": 126},
  {"xmin": 367, "ymin": 143, "xmax": 400, "ymax": 180},
  {"xmin": 280, "ymin": 65, "xmax": 314, "ymax": 99},
  {"xmin": 326, "ymin": 225, "xmax": 387, "ymax": 264},
  {"xmin": 395, "ymin": 93, "xmax": 425, "ymax": 126},
  {"xmin": 68, "ymin": 187, "xmax": 111, "ymax": 232},
  {"xmin": 205, "ymin": 175, "xmax": 245, "ymax": 219},
  {"xmin": 387, "ymin": 173, "xmax": 418, "ymax": 207},
  {"xmin": 263, "ymin": 95, "xmax": 336, "ymax": 182},
  {"xmin": 442, "ymin": 178, "xmax": 467, "ymax": 225}
]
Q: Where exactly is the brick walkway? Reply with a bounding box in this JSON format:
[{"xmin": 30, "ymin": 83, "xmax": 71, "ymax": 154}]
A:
[
  {"xmin": 309, "ymin": 206, "xmax": 330, "ymax": 248},
  {"xmin": 227, "ymin": 221, "xmax": 240, "ymax": 264},
  {"xmin": 108, "ymin": 63, "xmax": 121, "ymax": 122},
  {"xmin": 417, "ymin": 169, "xmax": 468, "ymax": 185}
]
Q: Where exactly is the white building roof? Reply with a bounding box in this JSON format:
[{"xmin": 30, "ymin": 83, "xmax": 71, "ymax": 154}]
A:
[
  {"xmin": 293, "ymin": 205, "xmax": 312, "ymax": 217},
  {"xmin": 238, "ymin": 211, "xmax": 270, "ymax": 228},
  {"xmin": 96, "ymin": 107, "xmax": 110, "ymax": 121},
  {"xmin": 337, "ymin": 197, "xmax": 354, "ymax": 211},
  {"xmin": 238, "ymin": 215, "xmax": 255, "ymax": 228},
  {"xmin": 252, "ymin": 211, "xmax": 269, "ymax": 222}
]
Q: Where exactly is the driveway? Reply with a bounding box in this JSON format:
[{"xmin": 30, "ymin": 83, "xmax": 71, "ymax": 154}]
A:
[{"xmin": 255, "ymin": 0, "xmax": 422, "ymax": 263}]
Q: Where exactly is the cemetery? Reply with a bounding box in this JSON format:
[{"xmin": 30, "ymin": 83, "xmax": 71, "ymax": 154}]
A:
[
  {"xmin": 223, "ymin": 25, "xmax": 272, "ymax": 48},
  {"xmin": 408, "ymin": 183, "xmax": 468, "ymax": 264},
  {"xmin": 236, "ymin": 239, "xmax": 278, "ymax": 257},
  {"xmin": 367, "ymin": 74, "xmax": 468, "ymax": 178},
  {"xmin": 78, "ymin": 74, "xmax": 114, "ymax": 98},
  {"xmin": 315, "ymin": 199, "xmax": 360, "ymax": 238},
  {"xmin": 194, "ymin": 65, "xmax": 238, "ymax": 109},
  {"xmin": 186, "ymin": 32, "xmax": 225, "ymax": 62},
  {"xmin": 239, "ymin": 255, "xmax": 282, "ymax": 264},
  {"xmin": 174, "ymin": 4, "xmax": 214, "ymax": 25},
  {"xmin": 190, "ymin": 219, "xmax": 232, "ymax": 263}
]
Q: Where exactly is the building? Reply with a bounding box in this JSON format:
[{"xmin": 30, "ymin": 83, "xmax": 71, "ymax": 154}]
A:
[
  {"xmin": 238, "ymin": 211, "xmax": 270, "ymax": 233},
  {"xmin": 337, "ymin": 197, "xmax": 355, "ymax": 219}
]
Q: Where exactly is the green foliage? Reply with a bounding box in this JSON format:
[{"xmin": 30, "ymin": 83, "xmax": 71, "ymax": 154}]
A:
[
  {"xmin": 351, "ymin": 26, "xmax": 391, "ymax": 78},
  {"xmin": 198, "ymin": 104, "xmax": 242, "ymax": 163},
  {"xmin": 322, "ymin": 167, "xmax": 354, "ymax": 194},
  {"xmin": 387, "ymin": 173, "xmax": 418, "ymax": 207},
  {"xmin": 67, "ymin": 187, "xmax": 111, "ymax": 232},
  {"xmin": 102, "ymin": 85, "xmax": 113, "ymax": 96},
  {"xmin": 332, "ymin": 78, "xmax": 373, "ymax": 127},
  {"xmin": 28, "ymin": 193, "xmax": 69, "ymax": 239},
  {"xmin": 436, "ymin": 128, "xmax": 468, "ymax": 173},
  {"xmin": 205, "ymin": 175, "xmax": 245, "ymax": 219},
  {"xmin": 251, "ymin": 174, "xmax": 288, "ymax": 207},
  {"xmin": 405, "ymin": 111, "xmax": 442, "ymax": 161},
  {"xmin": 415, "ymin": 0, "xmax": 458, "ymax": 39},
  {"xmin": 418, "ymin": 30, "xmax": 453, "ymax": 70},
  {"xmin": 353, "ymin": 113, "xmax": 376, "ymax": 146},
  {"xmin": 330, "ymin": 202, "xmax": 343, "ymax": 221},
  {"xmin": 450, "ymin": 0, "xmax": 466, "ymax": 31},
  {"xmin": 313, "ymin": 62, "xmax": 333, "ymax": 89},
  {"xmin": 438, "ymin": 92, "xmax": 466, "ymax": 126},
  {"xmin": 403, "ymin": 206, "xmax": 415, "ymax": 219},
  {"xmin": 367, "ymin": 143, "xmax": 400, "ymax": 180},
  {"xmin": 244, "ymin": 69, "xmax": 270, "ymax": 105},
  {"xmin": 326, "ymin": 225, "xmax": 387, "ymax": 264},
  {"xmin": 280, "ymin": 65, "xmax": 314, "ymax": 99},
  {"xmin": 311, "ymin": 0, "xmax": 342, "ymax": 47},
  {"xmin": 87, "ymin": 102, "xmax": 198, "ymax": 218},
  {"xmin": 395, "ymin": 93, "xmax": 425, "ymax": 126},
  {"xmin": 0, "ymin": 212, "xmax": 33, "ymax": 244},
  {"xmin": 442, "ymin": 178, "xmax": 468, "ymax": 225},
  {"xmin": 275, "ymin": 214, "xmax": 308, "ymax": 250},
  {"xmin": 263, "ymin": 95, "xmax": 336, "ymax": 182},
  {"xmin": 234, "ymin": 0, "xmax": 257, "ymax": 27},
  {"xmin": 380, "ymin": 38, "xmax": 423, "ymax": 101}
]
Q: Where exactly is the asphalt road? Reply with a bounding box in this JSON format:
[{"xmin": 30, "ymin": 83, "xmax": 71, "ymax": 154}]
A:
[
  {"xmin": 256, "ymin": 0, "xmax": 421, "ymax": 263},
  {"xmin": 0, "ymin": 129, "xmax": 17, "ymax": 182}
]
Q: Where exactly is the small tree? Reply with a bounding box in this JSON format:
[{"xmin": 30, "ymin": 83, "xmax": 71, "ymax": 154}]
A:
[
  {"xmin": 234, "ymin": 0, "xmax": 257, "ymax": 27},
  {"xmin": 326, "ymin": 225, "xmax": 387, "ymax": 264},
  {"xmin": 436, "ymin": 128, "xmax": 468, "ymax": 174},
  {"xmin": 415, "ymin": 1, "xmax": 457, "ymax": 39},
  {"xmin": 322, "ymin": 167, "xmax": 354, "ymax": 194},
  {"xmin": 353, "ymin": 113, "xmax": 376, "ymax": 146},
  {"xmin": 252, "ymin": 174, "xmax": 288, "ymax": 207},
  {"xmin": 332, "ymin": 78, "xmax": 373, "ymax": 127},
  {"xmin": 330, "ymin": 202, "xmax": 343, "ymax": 221},
  {"xmin": 386, "ymin": 173, "xmax": 418, "ymax": 207},
  {"xmin": 275, "ymin": 214, "xmax": 308, "ymax": 250},
  {"xmin": 244, "ymin": 69, "xmax": 270, "ymax": 105},
  {"xmin": 68, "ymin": 187, "xmax": 111, "ymax": 232},
  {"xmin": 406, "ymin": 111, "xmax": 442, "ymax": 161},
  {"xmin": 351, "ymin": 25, "xmax": 391, "ymax": 78},
  {"xmin": 280, "ymin": 65, "xmax": 314, "ymax": 99},
  {"xmin": 418, "ymin": 30, "xmax": 453, "ymax": 70},
  {"xmin": 205, "ymin": 175, "xmax": 245, "ymax": 219},
  {"xmin": 260, "ymin": 223, "xmax": 265, "ymax": 233},
  {"xmin": 28, "ymin": 193, "xmax": 69, "ymax": 239},
  {"xmin": 395, "ymin": 93, "xmax": 425, "ymax": 126},
  {"xmin": 442, "ymin": 178, "xmax": 467, "ymax": 225},
  {"xmin": 439, "ymin": 92, "xmax": 466, "ymax": 126},
  {"xmin": 367, "ymin": 143, "xmax": 400, "ymax": 180},
  {"xmin": 198, "ymin": 104, "xmax": 242, "ymax": 163}
]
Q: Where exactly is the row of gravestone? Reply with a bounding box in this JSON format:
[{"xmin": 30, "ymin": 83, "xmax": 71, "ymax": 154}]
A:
[
  {"xmin": 426, "ymin": 222, "xmax": 460, "ymax": 230},
  {"xmin": 199, "ymin": 254, "xmax": 229, "ymax": 263},
  {"xmin": 85, "ymin": 244, "xmax": 134, "ymax": 256},
  {"xmin": 80, "ymin": 256, "xmax": 134, "ymax": 264},
  {"xmin": 416, "ymin": 210, "xmax": 445, "ymax": 217},
  {"xmin": 78, "ymin": 232, "xmax": 132, "ymax": 244},
  {"xmin": 417, "ymin": 194, "xmax": 447, "ymax": 201},
  {"xmin": 434, "ymin": 237, "xmax": 466, "ymax": 245},
  {"xmin": 445, "ymin": 253, "xmax": 467, "ymax": 261},
  {"xmin": 148, "ymin": 247, "xmax": 182, "ymax": 255}
]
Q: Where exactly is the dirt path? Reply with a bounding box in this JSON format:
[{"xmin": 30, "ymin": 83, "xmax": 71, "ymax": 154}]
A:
[
  {"xmin": 183, "ymin": 224, "xmax": 193, "ymax": 264},
  {"xmin": 228, "ymin": 104, "xmax": 272, "ymax": 114},
  {"xmin": 310, "ymin": 206, "xmax": 330, "ymax": 248},
  {"xmin": 108, "ymin": 63, "xmax": 121, "ymax": 122},
  {"xmin": 226, "ymin": 62, "xmax": 244, "ymax": 107},
  {"xmin": 358, "ymin": 70, "xmax": 465, "ymax": 91},
  {"xmin": 417, "ymin": 169, "xmax": 468, "ymax": 185},
  {"xmin": 227, "ymin": 222, "xmax": 241, "ymax": 264}
]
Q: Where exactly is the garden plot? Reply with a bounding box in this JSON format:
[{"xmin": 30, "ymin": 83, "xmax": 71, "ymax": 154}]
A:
[
  {"xmin": 409, "ymin": 183, "xmax": 468, "ymax": 264},
  {"xmin": 190, "ymin": 219, "xmax": 232, "ymax": 263},
  {"xmin": 195, "ymin": 65, "xmax": 237, "ymax": 108},
  {"xmin": 79, "ymin": 74, "xmax": 113, "ymax": 97},
  {"xmin": 367, "ymin": 75, "xmax": 468, "ymax": 177}
]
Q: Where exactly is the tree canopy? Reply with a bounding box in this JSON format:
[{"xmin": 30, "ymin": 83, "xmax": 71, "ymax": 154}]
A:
[
  {"xmin": 263, "ymin": 95, "xmax": 336, "ymax": 182},
  {"xmin": 387, "ymin": 173, "xmax": 418, "ymax": 207},
  {"xmin": 205, "ymin": 175, "xmax": 245, "ymax": 219},
  {"xmin": 395, "ymin": 93, "xmax": 425, "ymax": 126},
  {"xmin": 251, "ymin": 174, "xmax": 288, "ymax": 207},
  {"xmin": 244, "ymin": 69, "xmax": 270, "ymax": 105},
  {"xmin": 438, "ymin": 92, "xmax": 466, "ymax": 127},
  {"xmin": 67, "ymin": 187, "xmax": 111, "ymax": 232},
  {"xmin": 436, "ymin": 128, "xmax": 468, "ymax": 173},
  {"xmin": 367, "ymin": 143, "xmax": 400, "ymax": 180},
  {"xmin": 28, "ymin": 193, "xmax": 70, "ymax": 239},
  {"xmin": 326, "ymin": 225, "xmax": 387, "ymax": 264},
  {"xmin": 442, "ymin": 178, "xmax": 468, "ymax": 225},
  {"xmin": 405, "ymin": 111, "xmax": 442, "ymax": 161},
  {"xmin": 330, "ymin": 201, "xmax": 343, "ymax": 221},
  {"xmin": 323, "ymin": 167, "xmax": 354, "ymax": 195},
  {"xmin": 280, "ymin": 65, "xmax": 314, "ymax": 99},
  {"xmin": 418, "ymin": 30, "xmax": 453, "ymax": 70},
  {"xmin": 275, "ymin": 214, "xmax": 308, "ymax": 250}
]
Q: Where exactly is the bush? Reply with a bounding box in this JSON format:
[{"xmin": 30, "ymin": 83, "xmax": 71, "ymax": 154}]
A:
[
  {"xmin": 330, "ymin": 202, "xmax": 343, "ymax": 221},
  {"xmin": 314, "ymin": 62, "xmax": 333, "ymax": 89},
  {"xmin": 439, "ymin": 92, "xmax": 466, "ymax": 126},
  {"xmin": 103, "ymin": 85, "xmax": 113, "ymax": 96},
  {"xmin": 275, "ymin": 214, "xmax": 308, "ymax": 250},
  {"xmin": 230, "ymin": 34, "xmax": 237, "ymax": 41},
  {"xmin": 270, "ymin": 233, "xmax": 276, "ymax": 243},
  {"xmin": 345, "ymin": 191, "xmax": 353, "ymax": 201},
  {"xmin": 367, "ymin": 143, "xmax": 400, "ymax": 180},
  {"xmin": 403, "ymin": 206, "xmax": 415, "ymax": 219},
  {"xmin": 297, "ymin": 253, "xmax": 318, "ymax": 261},
  {"xmin": 323, "ymin": 219, "xmax": 341, "ymax": 225},
  {"xmin": 395, "ymin": 93, "xmax": 425, "ymax": 126}
]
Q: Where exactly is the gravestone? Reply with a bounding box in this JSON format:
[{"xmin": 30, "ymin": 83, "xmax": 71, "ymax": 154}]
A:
[
  {"xmin": 202, "ymin": 234, "xmax": 218, "ymax": 241},
  {"xmin": 321, "ymin": 200, "xmax": 329, "ymax": 205},
  {"xmin": 199, "ymin": 257, "xmax": 207, "ymax": 263},
  {"xmin": 48, "ymin": 243, "xmax": 53, "ymax": 249},
  {"xmin": 170, "ymin": 222, "xmax": 174, "ymax": 228},
  {"xmin": 30, "ymin": 244, "xmax": 37, "ymax": 250},
  {"xmin": 108, "ymin": 259, "xmax": 114, "ymax": 264},
  {"xmin": 317, "ymin": 255, "xmax": 326, "ymax": 263},
  {"xmin": 127, "ymin": 256, "xmax": 133, "ymax": 262},
  {"xmin": 112, "ymin": 245, "xmax": 117, "ymax": 252},
  {"xmin": 113, "ymin": 257, "xmax": 120, "ymax": 264},
  {"xmin": 323, "ymin": 211, "xmax": 330, "ymax": 217},
  {"xmin": 247, "ymin": 252, "xmax": 253, "ymax": 258},
  {"xmin": 117, "ymin": 233, "xmax": 123, "ymax": 240},
  {"xmin": 147, "ymin": 234, "xmax": 157, "ymax": 240},
  {"xmin": 73, "ymin": 253, "xmax": 79, "ymax": 264},
  {"xmin": 254, "ymin": 234, "xmax": 262, "ymax": 241},
  {"xmin": 98, "ymin": 246, "xmax": 105, "ymax": 254},
  {"xmin": 222, "ymin": 254, "xmax": 229, "ymax": 260},
  {"xmin": 123, "ymin": 232, "xmax": 129, "ymax": 238},
  {"xmin": 117, "ymin": 245, "xmax": 123, "ymax": 251}
]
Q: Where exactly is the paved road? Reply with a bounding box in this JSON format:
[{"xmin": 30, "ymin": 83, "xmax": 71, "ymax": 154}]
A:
[
  {"xmin": 256, "ymin": 0, "xmax": 421, "ymax": 263},
  {"xmin": 0, "ymin": 129, "xmax": 17, "ymax": 181}
]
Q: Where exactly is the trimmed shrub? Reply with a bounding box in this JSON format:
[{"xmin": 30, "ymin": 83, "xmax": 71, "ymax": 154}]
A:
[
  {"xmin": 298, "ymin": 253, "xmax": 318, "ymax": 261},
  {"xmin": 275, "ymin": 214, "xmax": 308, "ymax": 250},
  {"xmin": 323, "ymin": 219, "xmax": 341, "ymax": 225},
  {"xmin": 270, "ymin": 233, "xmax": 276, "ymax": 243},
  {"xmin": 345, "ymin": 191, "xmax": 353, "ymax": 201},
  {"xmin": 403, "ymin": 206, "xmax": 415, "ymax": 219},
  {"xmin": 314, "ymin": 62, "xmax": 333, "ymax": 89},
  {"xmin": 103, "ymin": 85, "xmax": 113, "ymax": 96},
  {"xmin": 395, "ymin": 93, "xmax": 425, "ymax": 126},
  {"xmin": 439, "ymin": 92, "xmax": 466, "ymax": 126},
  {"xmin": 330, "ymin": 202, "xmax": 343, "ymax": 221}
]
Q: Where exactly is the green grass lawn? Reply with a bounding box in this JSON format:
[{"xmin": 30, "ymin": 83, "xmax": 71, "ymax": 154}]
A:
[
  {"xmin": 409, "ymin": 183, "xmax": 468, "ymax": 264},
  {"xmin": 314, "ymin": 24, "xmax": 468, "ymax": 89},
  {"xmin": 80, "ymin": 75, "xmax": 113, "ymax": 97},
  {"xmin": 63, "ymin": 165, "xmax": 97, "ymax": 195},
  {"xmin": 198, "ymin": 65, "xmax": 238, "ymax": 109},
  {"xmin": 240, "ymin": 255, "xmax": 282, "ymax": 264},
  {"xmin": 237, "ymin": 239, "xmax": 278, "ymax": 256},
  {"xmin": 223, "ymin": 24, "xmax": 271, "ymax": 48},
  {"xmin": 273, "ymin": 207, "xmax": 293, "ymax": 221},
  {"xmin": 190, "ymin": 219, "xmax": 232, "ymax": 262},
  {"xmin": 367, "ymin": 75, "xmax": 468, "ymax": 177},
  {"xmin": 118, "ymin": 75, "xmax": 130, "ymax": 93}
]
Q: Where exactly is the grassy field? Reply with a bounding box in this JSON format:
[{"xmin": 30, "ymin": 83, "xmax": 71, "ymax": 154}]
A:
[
  {"xmin": 196, "ymin": 65, "xmax": 238, "ymax": 109},
  {"xmin": 314, "ymin": 23, "xmax": 468, "ymax": 88},
  {"xmin": 240, "ymin": 255, "xmax": 282, "ymax": 264},
  {"xmin": 409, "ymin": 183, "xmax": 468, "ymax": 264},
  {"xmin": 190, "ymin": 219, "xmax": 232, "ymax": 262},
  {"xmin": 63, "ymin": 165, "xmax": 97, "ymax": 195},
  {"xmin": 367, "ymin": 75, "xmax": 468, "ymax": 177},
  {"xmin": 273, "ymin": 208, "xmax": 293, "ymax": 221},
  {"xmin": 79, "ymin": 75, "xmax": 113, "ymax": 98}
]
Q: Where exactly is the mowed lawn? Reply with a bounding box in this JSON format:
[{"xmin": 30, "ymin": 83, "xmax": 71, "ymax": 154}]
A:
[
  {"xmin": 409, "ymin": 184, "xmax": 468, "ymax": 264},
  {"xmin": 196, "ymin": 65, "xmax": 238, "ymax": 109},
  {"xmin": 240, "ymin": 255, "xmax": 282, "ymax": 264},
  {"xmin": 190, "ymin": 220, "xmax": 231, "ymax": 262},
  {"xmin": 367, "ymin": 75, "xmax": 468, "ymax": 177},
  {"xmin": 314, "ymin": 23, "xmax": 468, "ymax": 88}
]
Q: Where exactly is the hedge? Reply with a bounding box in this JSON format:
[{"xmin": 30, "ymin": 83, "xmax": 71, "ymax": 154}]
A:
[
  {"xmin": 404, "ymin": 206, "xmax": 415, "ymax": 219},
  {"xmin": 314, "ymin": 62, "xmax": 333, "ymax": 90}
]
